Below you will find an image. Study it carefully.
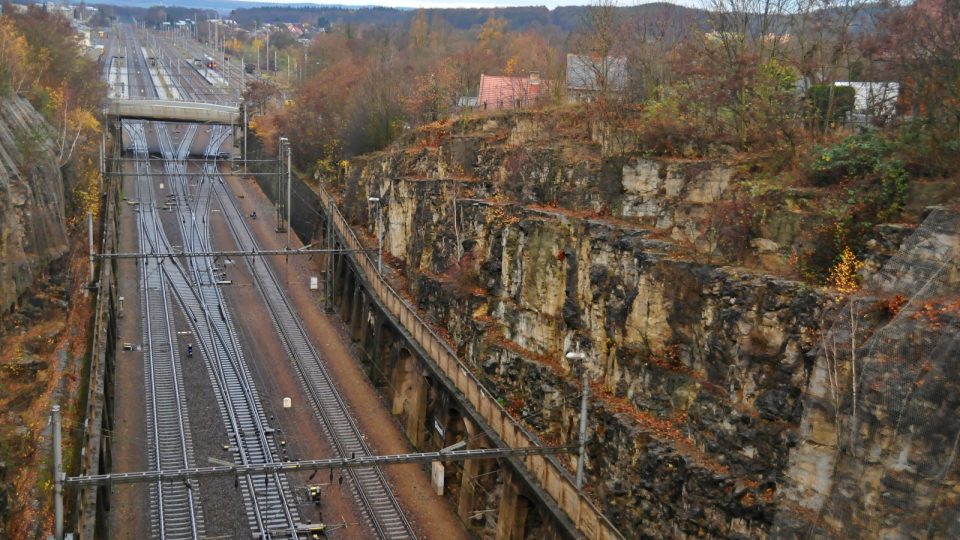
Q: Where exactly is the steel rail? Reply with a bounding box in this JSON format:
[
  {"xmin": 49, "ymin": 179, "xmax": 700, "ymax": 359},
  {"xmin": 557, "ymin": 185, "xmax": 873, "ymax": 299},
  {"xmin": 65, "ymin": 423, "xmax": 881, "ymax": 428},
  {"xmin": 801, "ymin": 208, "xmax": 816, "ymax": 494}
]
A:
[
  {"xmin": 213, "ymin": 169, "xmax": 415, "ymax": 538},
  {"xmin": 158, "ymin": 123, "xmax": 276, "ymax": 537},
  {"xmin": 127, "ymin": 118, "xmax": 203, "ymax": 540},
  {"xmin": 152, "ymin": 125, "xmax": 276, "ymax": 538},
  {"xmin": 154, "ymin": 121, "xmax": 300, "ymax": 538},
  {"xmin": 123, "ymin": 36, "xmax": 297, "ymax": 538},
  {"xmin": 126, "ymin": 35, "xmax": 205, "ymax": 540}
]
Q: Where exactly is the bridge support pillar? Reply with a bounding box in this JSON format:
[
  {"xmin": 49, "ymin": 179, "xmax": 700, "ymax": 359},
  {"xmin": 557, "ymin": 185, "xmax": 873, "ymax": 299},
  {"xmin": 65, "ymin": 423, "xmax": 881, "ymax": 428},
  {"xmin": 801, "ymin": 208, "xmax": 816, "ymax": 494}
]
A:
[
  {"xmin": 340, "ymin": 271, "xmax": 353, "ymax": 320},
  {"xmin": 495, "ymin": 470, "xmax": 529, "ymax": 540},
  {"xmin": 457, "ymin": 431, "xmax": 488, "ymax": 524},
  {"xmin": 391, "ymin": 349, "xmax": 428, "ymax": 447},
  {"xmin": 331, "ymin": 250, "xmax": 344, "ymax": 311},
  {"xmin": 349, "ymin": 288, "xmax": 363, "ymax": 342}
]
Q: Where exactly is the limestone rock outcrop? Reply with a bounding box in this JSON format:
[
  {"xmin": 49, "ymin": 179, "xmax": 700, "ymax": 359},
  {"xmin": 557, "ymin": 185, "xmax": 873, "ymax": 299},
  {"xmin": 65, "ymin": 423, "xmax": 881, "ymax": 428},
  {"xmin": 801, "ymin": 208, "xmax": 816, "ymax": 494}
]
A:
[{"xmin": 322, "ymin": 113, "xmax": 958, "ymax": 538}]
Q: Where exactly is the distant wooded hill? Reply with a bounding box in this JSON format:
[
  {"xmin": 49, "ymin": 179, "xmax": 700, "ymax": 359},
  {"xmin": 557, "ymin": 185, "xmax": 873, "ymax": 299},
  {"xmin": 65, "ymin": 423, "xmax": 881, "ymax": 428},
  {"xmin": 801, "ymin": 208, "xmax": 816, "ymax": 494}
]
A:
[{"xmin": 227, "ymin": 3, "xmax": 706, "ymax": 32}]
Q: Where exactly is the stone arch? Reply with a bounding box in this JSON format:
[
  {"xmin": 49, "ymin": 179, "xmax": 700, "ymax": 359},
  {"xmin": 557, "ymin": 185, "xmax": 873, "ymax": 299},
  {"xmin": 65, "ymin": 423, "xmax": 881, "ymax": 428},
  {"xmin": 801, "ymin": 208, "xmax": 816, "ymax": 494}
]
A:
[
  {"xmin": 495, "ymin": 472, "xmax": 529, "ymax": 540},
  {"xmin": 349, "ymin": 288, "xmax": 364, "ymax": 341},
  {"xmin": 423, "ymin": 376, "xmax": 443, "ymax": 449},
  {"xmin": 338, "ymin": 270, "xmax": 355, "ymax": 319},
  {"xmin": 518, "ymin": 493, "xmax": 548, "ymax": 538},
  {"xmin": 390, "ymin": 348, "xmax": 427, "ymax": 446}
]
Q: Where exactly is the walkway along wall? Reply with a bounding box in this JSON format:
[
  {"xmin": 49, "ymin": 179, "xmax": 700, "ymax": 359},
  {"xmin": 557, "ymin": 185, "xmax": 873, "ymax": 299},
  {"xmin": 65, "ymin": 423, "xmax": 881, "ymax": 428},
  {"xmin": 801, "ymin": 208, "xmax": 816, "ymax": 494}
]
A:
[
  {"xmin": 311, "ymin": 180, "xmax": 622, "ymax": 539},
  {"xmin": 75, "ymin": 132, "xmax": 122, "ymax": 539}
]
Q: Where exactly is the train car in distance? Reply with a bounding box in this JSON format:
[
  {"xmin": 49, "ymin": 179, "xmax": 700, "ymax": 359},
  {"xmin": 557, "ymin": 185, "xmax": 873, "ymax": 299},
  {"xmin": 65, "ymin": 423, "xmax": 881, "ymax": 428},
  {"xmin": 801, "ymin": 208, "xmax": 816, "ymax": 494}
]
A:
[
  {"xmin": 204, "ymin": 55, "xmax": 218, "ymax": 70},
  {"xmin": 245, "ymin": 63, "xmax": 255, "ymax": 74}
]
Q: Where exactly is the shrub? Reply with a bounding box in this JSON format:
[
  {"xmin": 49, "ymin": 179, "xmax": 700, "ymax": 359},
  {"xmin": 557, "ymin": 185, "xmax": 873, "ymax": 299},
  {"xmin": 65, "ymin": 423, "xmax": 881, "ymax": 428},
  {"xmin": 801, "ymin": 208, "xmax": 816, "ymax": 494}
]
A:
[
  {"xmin": 828, "ymin": 246, "xmax": 865, "ymax": 294},
  {"xmin": 808, "ymin": 133, "xmax": 890, "ymax": 186},
  {"xmin": 893, "ymin": 118, "xmax": 960, "ymax": 177},
  {"xmin": 807, "ymin": 132, "xmax": 911, "ymax": 219},
  {"xmin": 635, "ymin": 89, "xmax": 716, "ymax": 156}
]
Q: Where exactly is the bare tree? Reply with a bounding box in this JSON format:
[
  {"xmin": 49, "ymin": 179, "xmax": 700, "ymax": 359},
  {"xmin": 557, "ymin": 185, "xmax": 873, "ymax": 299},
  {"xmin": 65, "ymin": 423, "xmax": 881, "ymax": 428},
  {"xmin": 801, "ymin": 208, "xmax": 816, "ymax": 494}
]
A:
[
  {"xmin": 878, "ymin": 0, "xmax": 960, "ymax": 134},
  {"xmin": 790, "ymin": 0, "xmax": 871, "ymax": 132},
  {"xmin": 570, "ymin": 0, "xmax": 626, "ymax": 99},
  {"xmin": 702, "ymin": 0, "xmax": 793, "ymax": 147},
  {"xmin": 623, "ymin": 3, "xmax": 692, "ymax": 102}
]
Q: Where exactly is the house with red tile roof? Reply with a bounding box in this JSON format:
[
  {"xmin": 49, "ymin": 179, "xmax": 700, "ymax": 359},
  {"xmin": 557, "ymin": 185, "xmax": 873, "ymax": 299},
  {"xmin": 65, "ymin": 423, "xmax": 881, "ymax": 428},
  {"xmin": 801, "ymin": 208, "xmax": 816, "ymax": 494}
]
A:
[{"xmin": 477, "ymin": 72, "xmax": 547, "ymax": 111}]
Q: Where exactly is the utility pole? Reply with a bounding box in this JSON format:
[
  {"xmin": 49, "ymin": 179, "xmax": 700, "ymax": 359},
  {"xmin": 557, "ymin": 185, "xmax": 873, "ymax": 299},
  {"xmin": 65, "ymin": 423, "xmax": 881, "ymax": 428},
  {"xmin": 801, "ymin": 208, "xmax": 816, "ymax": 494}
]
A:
[
  {"xmin": 324, "ymin": 207, "xmax": 334, "ymax": 313},
  {"xmin": 577, "ymin": 370, "xmax": 589, "ymax": 489},
  {"xmin": 565, "ymin": 350, "xmax": 590, "ymax": 490},
  {"xmin": 53, "ymin": 405, "xmax": 64, "ymax": 540},
  {"xmin": 88, "ymin": 212, "xmax": 95, "ymax": 283},
  {"xmin": 242, "ymin": 103, "xmax": 248, "ymax": 173},
  {"xmin": 286, "ymin": 140, "xmax": 292, "ymax": 251},
  {"xmin": 276, "ymin": 137, "xmax": 287, "ymax": 234}
]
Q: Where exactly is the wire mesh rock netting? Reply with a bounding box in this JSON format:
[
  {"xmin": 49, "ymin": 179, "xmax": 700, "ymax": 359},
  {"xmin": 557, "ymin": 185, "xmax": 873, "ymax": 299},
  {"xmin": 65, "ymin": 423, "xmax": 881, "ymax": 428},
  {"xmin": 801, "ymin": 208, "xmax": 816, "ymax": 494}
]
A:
[{"xmin": 775, "ymin": 207, "xmax": 960, "ymax": 539}]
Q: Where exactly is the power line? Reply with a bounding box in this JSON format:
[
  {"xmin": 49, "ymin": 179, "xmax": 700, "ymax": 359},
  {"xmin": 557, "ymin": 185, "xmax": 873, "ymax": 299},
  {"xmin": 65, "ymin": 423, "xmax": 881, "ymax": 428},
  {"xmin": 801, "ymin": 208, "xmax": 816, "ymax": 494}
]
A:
[{"xmin": 65, "ymin": 446, "xmax": 575, "ymax": 487}]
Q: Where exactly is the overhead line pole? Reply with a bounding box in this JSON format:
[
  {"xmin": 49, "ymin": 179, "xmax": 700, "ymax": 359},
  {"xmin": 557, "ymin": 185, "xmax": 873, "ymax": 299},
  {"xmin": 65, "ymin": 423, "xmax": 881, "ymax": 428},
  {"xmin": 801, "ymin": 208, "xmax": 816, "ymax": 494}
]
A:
[
  {"xmin": 53, "ymin": 405, "xmax": 64, "ymax": 540},
  {"xmin": 286, "ymin": 138, "xmax": 292, "ymax": 251}
]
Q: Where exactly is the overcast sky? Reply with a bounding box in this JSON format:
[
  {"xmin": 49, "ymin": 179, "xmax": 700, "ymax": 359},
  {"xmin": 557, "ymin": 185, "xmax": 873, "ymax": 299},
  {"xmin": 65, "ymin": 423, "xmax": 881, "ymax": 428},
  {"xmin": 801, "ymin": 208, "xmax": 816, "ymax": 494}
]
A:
[{"xmin": 235, "ymin": 0, "xmax": 700, "ymax": 10}]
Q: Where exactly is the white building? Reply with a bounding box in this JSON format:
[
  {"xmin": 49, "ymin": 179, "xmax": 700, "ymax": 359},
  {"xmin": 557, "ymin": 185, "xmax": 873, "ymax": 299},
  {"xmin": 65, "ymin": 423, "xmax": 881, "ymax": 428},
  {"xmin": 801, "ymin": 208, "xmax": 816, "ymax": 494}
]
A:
[{"xmin": 834, "ymin": 81, "xmax": 900, "ymax": 122}]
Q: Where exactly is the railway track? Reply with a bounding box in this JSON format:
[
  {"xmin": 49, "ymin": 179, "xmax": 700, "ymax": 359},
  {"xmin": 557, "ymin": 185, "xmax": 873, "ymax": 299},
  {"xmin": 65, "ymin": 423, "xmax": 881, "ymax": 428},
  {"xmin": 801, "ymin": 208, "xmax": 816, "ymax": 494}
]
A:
[
  {"xmin": 124, "ymin": 33, "xmax": 301, "ymax": 539},
  {"xmin": 212, "ymin": 152, "xmax": 415, "ymax": 539},
  {"xmin": 165, "ymin": 26, "xmax": 415, "ymax": 534},
  {"xmin": 128, "ymin": 124, "xmax": 205, "ymax": 540},
  {"xmin": 154, "ymin": 122, "xmax": 303, "ymax": 538},
  {"xmin": 125, "ymin": 28, "xmax": 206, "ymax": 540},
  {"xmin": 117, "ymin": 26, "xmax": 419, "ymax": 539}
]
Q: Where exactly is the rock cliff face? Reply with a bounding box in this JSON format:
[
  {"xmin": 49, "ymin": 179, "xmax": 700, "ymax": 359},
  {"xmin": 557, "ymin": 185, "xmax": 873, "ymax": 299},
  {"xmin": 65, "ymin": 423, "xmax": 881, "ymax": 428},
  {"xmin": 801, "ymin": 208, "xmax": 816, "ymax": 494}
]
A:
[
  {"xmin": 0, "ymin": 96, "xmax": 69, "ymax": 316},
  {"xmin": 775, "ymin": 207, "xmax": 960, "ymax": 539},
  {"xmin": 324, "ymin": 112, "xmax": 958, "ymax": 537}
]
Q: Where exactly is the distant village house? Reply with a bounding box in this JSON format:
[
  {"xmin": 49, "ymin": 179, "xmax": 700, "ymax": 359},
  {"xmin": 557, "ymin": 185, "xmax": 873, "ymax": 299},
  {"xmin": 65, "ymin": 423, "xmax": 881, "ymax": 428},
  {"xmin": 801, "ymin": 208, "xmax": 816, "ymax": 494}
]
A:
[
  {"xmin": 566, "ymin": 53, "xmax": 627, "ymax": 101},
  {"xmin": 477, "ymin": 72, "xmax": 546, "ymax": 111}
]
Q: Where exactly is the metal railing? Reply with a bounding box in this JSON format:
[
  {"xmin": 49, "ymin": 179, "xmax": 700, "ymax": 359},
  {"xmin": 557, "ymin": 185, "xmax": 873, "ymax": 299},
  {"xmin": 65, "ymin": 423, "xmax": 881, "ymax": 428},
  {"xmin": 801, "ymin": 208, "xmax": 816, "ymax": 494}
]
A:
[{"xmin": 315, "ymin": 185, "xmax": 623, "ymax": 540}]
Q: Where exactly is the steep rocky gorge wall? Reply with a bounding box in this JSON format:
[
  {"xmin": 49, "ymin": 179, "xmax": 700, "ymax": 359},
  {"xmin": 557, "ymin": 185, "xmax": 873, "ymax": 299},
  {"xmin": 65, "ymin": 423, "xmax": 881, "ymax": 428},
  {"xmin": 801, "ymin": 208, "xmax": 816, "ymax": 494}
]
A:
[
  {"xmin": 0, "ymin": 96, "xmax": 68, "ymax": 316},
  {"xmin": 321, "ymin": 115, "xmax": 824, "ymax": 537},
  {"xmin": 775, "ymin": 207, "xmax": 960, "ymax": 539},
  {"xmin": 318, "ymin": 112, "xmax": 959, "ymax": 538}
]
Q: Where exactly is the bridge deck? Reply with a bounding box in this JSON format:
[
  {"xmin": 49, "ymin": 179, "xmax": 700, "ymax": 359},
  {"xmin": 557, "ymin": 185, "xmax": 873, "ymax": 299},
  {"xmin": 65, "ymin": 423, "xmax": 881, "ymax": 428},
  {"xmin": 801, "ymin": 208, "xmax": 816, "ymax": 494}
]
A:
[{"xmin": 107, "ymin": 99, "xmax": 240, "ymax": 124}]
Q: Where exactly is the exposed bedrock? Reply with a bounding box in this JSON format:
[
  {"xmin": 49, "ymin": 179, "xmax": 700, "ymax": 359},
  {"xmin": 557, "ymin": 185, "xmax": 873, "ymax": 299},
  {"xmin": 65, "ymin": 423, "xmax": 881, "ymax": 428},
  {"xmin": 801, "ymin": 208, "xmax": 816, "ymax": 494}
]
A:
[
  {"xmin": 0, "ymin": 96, "xmax": 68, "ymax": 316},
  {"xmin": 321, "ymin": 115, "xmax": 958, "ymax": 538}
]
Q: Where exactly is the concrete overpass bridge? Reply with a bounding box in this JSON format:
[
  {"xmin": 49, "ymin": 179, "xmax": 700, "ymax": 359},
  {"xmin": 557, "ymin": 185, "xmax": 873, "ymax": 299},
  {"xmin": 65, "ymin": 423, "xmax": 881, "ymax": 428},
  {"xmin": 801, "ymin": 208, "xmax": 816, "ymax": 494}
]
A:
[{"xmin": 106, "ymin": 99, "xmax": 241, "ymax": 124}]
